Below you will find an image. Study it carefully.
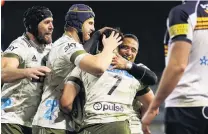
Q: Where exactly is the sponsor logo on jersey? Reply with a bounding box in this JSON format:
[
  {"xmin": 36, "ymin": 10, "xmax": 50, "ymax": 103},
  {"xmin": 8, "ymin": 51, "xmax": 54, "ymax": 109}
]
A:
[
  {"xmin": 200, "ymin": 56, "xmax": 208, "ymax": 66},
  {"xmin": 6, "ymin": 45, "xmax": 18, "ymax": 51},
  {"xmin": 93, "ymin": 102, "xmax": 124, "ymax": 112},
  {"xmin": 43, "ymin": 99, "xmax": 58, "ymax": 120},
  {"xmin": 1, "ymin": 98, "xmax": 13, "ymax": 110},
  {"xmin": 32, "ymin": 55, "xmax": 37, "ymax": 62},
  {"xmin": 200, "ymin": 3, "xmax": 208, "ymax": 13},
  {"xmin": 64, "ymin": 43, "xmax": 76, "ymax": 52}
]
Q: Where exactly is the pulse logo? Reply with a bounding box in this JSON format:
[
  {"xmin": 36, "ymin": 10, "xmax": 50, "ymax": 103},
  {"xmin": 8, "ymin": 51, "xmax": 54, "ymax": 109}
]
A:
[{"xmin": 93, "ymin": 102, "xmax": 124, "ymax": 112}]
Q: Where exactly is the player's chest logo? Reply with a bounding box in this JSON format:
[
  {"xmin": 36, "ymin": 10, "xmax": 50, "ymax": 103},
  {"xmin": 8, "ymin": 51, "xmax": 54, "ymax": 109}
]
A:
[
  {"xmin": 26, "ymin": 54, "xmax": 42, "ymax": 68},
  {"xmin": 32, "ymin": 55, "xmax": 38, "ymax": 62}
]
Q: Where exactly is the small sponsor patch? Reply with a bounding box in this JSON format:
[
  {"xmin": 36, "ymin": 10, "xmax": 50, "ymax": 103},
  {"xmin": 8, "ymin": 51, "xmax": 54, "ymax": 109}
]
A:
[{"xmin": 6, "ymin": 45, "xmax": 18, "ymax": 51}]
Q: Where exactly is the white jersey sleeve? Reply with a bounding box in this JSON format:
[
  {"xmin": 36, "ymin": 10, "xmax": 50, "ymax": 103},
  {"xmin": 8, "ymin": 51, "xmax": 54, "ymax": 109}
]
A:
[{"xmin": 62, "ymin": 41, "xmax": 87, "ymax": 67}]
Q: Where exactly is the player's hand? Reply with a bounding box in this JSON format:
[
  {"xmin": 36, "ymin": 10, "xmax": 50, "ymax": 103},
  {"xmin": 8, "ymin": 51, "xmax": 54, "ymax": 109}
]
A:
[
  {"xmin": 141, "ymin": 108, "xmax": 159, "ymax": 134},
  {"xmin": 24, "ymin": 66, "xmax": 51, "ymax": 80},
  {"xmin": 109, "ymin": 53, "xmax": 128, "ymax": 70},
  {"xmin": 102, "ymin": 31, "xmax": 122, "ymax": 51},
  {"xmin": 98, "ymin": 27, "xmax": 113, "ymax": 34}
]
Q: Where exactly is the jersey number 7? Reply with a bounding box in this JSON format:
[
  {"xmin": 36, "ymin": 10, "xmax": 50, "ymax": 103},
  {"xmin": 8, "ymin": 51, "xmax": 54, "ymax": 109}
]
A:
[{"xmin": 107, "ymin": 75, "xmax": 122, "ymax": 95}]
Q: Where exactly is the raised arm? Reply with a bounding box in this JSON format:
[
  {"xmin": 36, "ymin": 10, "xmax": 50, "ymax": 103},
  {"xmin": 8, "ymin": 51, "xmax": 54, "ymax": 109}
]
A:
[{"xmin": 65, "ymin": 31, "xmax": 122, "ymax": 75}]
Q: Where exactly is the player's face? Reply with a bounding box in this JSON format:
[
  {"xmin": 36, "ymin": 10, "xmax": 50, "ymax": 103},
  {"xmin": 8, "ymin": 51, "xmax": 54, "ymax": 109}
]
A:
[
  {"xmin": 37, "ymin": 17, "xmax": 54, "ymax": 44},
  {"xmin": 118, "ymin": 37, "xmax": 138, "ymax": 62},
  {"xmin": 82, "ymin": 18, "xmax": 95, "ymax": 41}
]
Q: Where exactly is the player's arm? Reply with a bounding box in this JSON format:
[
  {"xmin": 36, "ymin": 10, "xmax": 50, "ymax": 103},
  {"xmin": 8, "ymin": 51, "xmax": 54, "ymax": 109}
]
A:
[
  {"xmin": 2, "ymin": 43, "xmax": 50, "ymax": 83},
  {"xmin": 135, "ymin": 87, "xmax": 156, "ymax": 118},
  {"xmin": 151, "ymin": 42, "xmax": 191, "ymax": 108},
  {"xmin": 67, "ymin": 31, "xmax": 122, "ymax": 75},
  {"xmin": 127, "ymin": 63, "xmax": 157, "ymax": 85},
  {"xmin": 148, "ymin": 6, "xmax": 193, "ymax": 111},
  {"xmin": 2, "ymin": 53, "xmax": 26, "ymax": 82},
  {"xmin": 111, "ymin": 54, "xmax": 157, "ymax": 85},
  {"xmin": 142, "ymin": 5, "xmax": 197, "ymax": 134},
  {"xmin": 60, "ymin": 67, "xmax": 82, "ymax": 113}
]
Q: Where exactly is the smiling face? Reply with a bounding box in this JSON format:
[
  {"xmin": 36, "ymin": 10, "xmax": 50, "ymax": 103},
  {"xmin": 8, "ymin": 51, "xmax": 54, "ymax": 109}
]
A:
[
  {"xmin": 118, "ymin": 37, "xmax": 139, "ymax": 62},
  {"xmin": 82, "ymin": 18, "xmax": 95, "ymax": 41},
  {"xmin": 37, "ymin": 17, "xmax": 54, "ymax": 44}
]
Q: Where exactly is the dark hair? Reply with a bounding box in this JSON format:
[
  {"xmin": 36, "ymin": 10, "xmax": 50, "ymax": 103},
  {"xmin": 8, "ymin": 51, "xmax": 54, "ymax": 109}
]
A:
[
  {"xmin": 123, "ymin": 34, "xmax": 139, "ymax": 43},
  {"xmin": 98, "ymin": 28, "xmax": 124, "ymax": 51},
  {"xmin": 117, "ymin": 33, "xmax": 139, "ymax": 51}
]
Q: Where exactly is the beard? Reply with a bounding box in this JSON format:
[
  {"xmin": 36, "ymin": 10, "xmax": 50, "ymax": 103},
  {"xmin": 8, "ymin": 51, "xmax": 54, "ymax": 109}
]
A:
[{"xmin": 36, "ymin": 33, "xmax": 52, "ymax": 44}]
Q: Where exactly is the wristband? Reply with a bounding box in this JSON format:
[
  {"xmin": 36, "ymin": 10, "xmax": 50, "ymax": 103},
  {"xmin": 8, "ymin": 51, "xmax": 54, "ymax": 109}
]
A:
[{"xmin": 126, "ymin": 61, "xmax": 133, "ymax": 70}]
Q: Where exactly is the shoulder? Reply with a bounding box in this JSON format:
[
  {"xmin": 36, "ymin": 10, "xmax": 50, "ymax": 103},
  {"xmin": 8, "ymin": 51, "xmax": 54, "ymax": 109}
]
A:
[
  {"xmin": 169, "ymin": 3, "xmax": 196, "ymax": 19},
  {"xmin": 53, "ymin": 35, "xmax": 84, "ymax": 53},
  {"xmin": 11, "ymin": 36, "xmax": 30, "ymax": 48},
  {"xmin": 168, "ymin": 2, "xmax": 198, "ymax": 26},
  {"xmin": 4, "ymin": 36, "xmax": 29, "ymax": 53}
]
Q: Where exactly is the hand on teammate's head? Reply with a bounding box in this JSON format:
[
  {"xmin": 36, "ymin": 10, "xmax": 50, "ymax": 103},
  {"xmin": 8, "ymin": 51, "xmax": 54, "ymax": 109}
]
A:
[
  {"xmin": 102, "ymin": 31, "xmax": 123, "ymax": 51},
  {"xmin": 99, "ymin": 28, "xmax": 123, "ymax": 52}
]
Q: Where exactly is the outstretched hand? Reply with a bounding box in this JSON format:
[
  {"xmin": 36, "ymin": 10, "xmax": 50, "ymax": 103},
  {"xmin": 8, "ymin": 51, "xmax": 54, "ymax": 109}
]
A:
[{"xmin": 109, "ymin": 53, "xmax": 128, "ymax": 70}]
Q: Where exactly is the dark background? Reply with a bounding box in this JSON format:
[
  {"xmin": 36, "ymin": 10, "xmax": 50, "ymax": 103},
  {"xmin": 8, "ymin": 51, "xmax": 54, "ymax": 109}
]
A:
[{"xmin": 1, "ymin": 1, "xmax": 180, "ymax": 74}]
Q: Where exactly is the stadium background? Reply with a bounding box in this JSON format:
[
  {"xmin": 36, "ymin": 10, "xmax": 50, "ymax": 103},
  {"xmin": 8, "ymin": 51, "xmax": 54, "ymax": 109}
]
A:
[{"xmin": 1, "ymin": 1, "xmax": 181, "ymax": 134}]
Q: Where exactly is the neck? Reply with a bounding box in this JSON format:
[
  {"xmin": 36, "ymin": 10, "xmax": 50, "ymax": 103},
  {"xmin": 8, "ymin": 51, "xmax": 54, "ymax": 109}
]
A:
[
  {"xmin": 25, "ymin": 32, "xmax": 40, "ymax": 45},
  {"xmin": 65, "ymin": 28, "xmax": 80, "ymax": 43}
]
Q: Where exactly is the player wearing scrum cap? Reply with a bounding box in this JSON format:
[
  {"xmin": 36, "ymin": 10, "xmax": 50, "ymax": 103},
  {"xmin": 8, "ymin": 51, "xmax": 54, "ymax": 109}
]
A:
[
  {"xmin": 1, "ymin": 6, "xmax": 53, "ymax": 134},
  {"xmin": 32, "ymin": 4, "xmax": 122, "ymax": 134}
]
